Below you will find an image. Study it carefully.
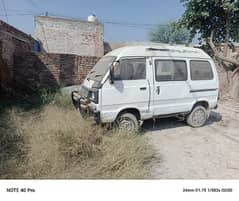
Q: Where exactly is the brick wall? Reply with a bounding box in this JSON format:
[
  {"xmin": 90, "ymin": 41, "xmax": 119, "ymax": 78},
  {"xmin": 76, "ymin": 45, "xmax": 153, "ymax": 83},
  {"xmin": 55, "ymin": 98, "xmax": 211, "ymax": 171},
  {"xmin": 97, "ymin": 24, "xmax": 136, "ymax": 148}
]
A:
[
  {"xmin": 0, "ymin": 20, "xmax": 100, "ymax": 93},
  {"xmin": 0, "ymin": 21, "xmax": 34, "ymax": 44},
  {"xmin": 0, "ymin": 20, "xmax": 35, "ymax": 91},
  {"xmin": 37, "ymin": 53, "xmax": 100, "ymax": 87},
  {"xmin": 13, "ymin": 52, "xmax": 100, "ymax": 93},
  {"xmin": 78, "ymin": 56, "xmax": 100, "ymax": 82},
  {"xmin": 35, "ymin": 16, "xmax": 104, "ymax": 57}
]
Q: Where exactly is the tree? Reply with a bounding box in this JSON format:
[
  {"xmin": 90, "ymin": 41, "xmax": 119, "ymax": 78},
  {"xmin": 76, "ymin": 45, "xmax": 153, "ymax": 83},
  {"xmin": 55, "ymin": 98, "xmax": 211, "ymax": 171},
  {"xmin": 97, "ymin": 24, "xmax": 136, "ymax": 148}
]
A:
[
  {"xmin": 181, "ymin": 0, "xmax": 239, "ymax": 98},
  {"xmin": 149, "ymin": 21, "xmax": 190, "ymax": 44}
]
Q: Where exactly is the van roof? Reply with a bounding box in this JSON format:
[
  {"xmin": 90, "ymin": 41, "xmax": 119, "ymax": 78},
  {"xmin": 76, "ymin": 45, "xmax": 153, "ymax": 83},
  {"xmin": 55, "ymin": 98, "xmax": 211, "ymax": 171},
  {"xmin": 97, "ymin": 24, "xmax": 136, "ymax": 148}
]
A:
[{"xmin": 105, "ymin": 45, "xmax": 211, "ymax": 60}]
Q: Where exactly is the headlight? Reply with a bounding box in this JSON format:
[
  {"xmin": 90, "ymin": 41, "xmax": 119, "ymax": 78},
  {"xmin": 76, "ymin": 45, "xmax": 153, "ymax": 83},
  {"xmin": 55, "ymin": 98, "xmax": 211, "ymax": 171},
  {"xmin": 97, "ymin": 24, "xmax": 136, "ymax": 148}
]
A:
[
  {"xmin": 90, "ymin": 92, "xmax": 95, "ymax": 100},
  {"xmin": 89, "ymin": 90, "xmax": 98, "ymax": 103}
]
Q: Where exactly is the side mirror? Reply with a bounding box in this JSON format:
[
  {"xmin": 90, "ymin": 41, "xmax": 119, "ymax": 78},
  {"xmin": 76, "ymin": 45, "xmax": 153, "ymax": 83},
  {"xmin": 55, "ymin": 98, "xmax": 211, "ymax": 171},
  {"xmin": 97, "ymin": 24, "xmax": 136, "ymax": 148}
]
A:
[{"xmin": 109, "ymin": 66, "xmax": 114, "ymax": 84}]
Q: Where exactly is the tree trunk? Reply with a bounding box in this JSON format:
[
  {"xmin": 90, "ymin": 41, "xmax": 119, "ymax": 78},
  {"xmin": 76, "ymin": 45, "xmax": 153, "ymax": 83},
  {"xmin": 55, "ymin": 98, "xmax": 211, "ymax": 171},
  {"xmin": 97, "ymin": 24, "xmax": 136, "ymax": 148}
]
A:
[
  {"xmin": 230, "ymin": 71, "xmax": 239, "ymax": 98},
  {"xmin": 223, "ymin": 12, "xmax": 230, "ymax": 57},
  {"xmin": 209, "ymin": 31, "xmax": 239, "ymax": 98}
]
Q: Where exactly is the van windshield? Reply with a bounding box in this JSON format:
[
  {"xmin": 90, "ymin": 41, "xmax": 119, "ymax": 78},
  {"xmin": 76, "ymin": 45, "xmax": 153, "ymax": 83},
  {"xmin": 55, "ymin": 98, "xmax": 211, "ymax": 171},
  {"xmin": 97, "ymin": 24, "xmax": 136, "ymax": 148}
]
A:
[{"xmin": 87, "ymin": 56, "xmax": 116, "ymax": 82}]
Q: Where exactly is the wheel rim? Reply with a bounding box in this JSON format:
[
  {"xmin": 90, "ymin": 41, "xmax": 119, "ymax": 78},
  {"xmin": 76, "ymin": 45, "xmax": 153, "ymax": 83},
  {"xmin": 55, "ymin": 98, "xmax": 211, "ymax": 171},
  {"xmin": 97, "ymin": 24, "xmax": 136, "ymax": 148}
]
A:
[
  {"xmin": 118, "ymin": 117, "xmax": 136, "ymax": 132},
  {"xmin": 192, "ymin": 108, "xmax": 206, "ymax": 126}
]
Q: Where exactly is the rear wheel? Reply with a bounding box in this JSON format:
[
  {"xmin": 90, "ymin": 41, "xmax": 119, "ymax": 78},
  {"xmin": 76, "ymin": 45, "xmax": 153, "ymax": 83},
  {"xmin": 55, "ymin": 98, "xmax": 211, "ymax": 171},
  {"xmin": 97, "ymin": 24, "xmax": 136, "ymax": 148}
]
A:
[
  {"xmin": 186, "ymin": 105, "xmax": 208, "ymax": 127},
  {"xmin": 116, "ymin": 113, "xmax": 139, "ymax": 132}
]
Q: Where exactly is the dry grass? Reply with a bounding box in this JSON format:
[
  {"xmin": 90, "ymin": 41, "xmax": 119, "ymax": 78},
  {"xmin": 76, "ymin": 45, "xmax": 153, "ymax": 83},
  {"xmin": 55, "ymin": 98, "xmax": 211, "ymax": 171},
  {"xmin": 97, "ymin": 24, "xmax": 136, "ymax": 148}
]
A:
[{"xmin": 0, "ymin": 95, "xmax": 154, "ymax": 179}]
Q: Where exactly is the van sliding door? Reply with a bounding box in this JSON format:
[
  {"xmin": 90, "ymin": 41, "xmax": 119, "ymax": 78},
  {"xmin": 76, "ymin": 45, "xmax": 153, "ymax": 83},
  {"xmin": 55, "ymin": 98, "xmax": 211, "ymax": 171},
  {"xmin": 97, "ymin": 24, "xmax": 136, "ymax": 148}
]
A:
[{"xmin": 152, "ymin": 58, "xmax": 192, "ymax": 116}]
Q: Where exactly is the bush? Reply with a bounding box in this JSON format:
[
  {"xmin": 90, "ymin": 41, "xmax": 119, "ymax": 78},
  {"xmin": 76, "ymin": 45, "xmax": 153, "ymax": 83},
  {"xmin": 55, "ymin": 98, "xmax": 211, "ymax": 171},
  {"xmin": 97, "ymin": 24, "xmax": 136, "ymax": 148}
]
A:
[
  {"xmin": 74, "ymin": 132, "xmax": 154, "ymax": 179},
  {"xmin": 53, "ymin": 93, "xmax": 73, "ymax": 109},
  {"xmin": 0, "ymin": 101, "xmax": 154, "ymax": 179},
  {"xmin": 0, "ymin": 111, "xmax": 27, "ymax": 178}
]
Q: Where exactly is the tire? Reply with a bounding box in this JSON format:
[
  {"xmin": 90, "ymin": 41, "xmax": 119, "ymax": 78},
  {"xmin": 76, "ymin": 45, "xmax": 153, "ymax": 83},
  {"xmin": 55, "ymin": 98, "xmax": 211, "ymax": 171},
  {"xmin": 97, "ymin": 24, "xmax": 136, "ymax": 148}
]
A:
[
  {"xmin": 116, "ymin": 113, "xmax": 139, "ymax": 132},
  {"xmin": 186, "ymin": 105, "xmax": 208, "ymax": 127}
]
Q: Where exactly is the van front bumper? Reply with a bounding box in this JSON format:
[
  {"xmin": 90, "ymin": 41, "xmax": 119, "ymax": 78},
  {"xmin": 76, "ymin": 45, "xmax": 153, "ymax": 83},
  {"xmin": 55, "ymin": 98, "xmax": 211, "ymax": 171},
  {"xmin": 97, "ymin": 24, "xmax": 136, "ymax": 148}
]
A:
[{"xmin": 71, "ymin": 91, "xmax": 101, "ymax": 123}]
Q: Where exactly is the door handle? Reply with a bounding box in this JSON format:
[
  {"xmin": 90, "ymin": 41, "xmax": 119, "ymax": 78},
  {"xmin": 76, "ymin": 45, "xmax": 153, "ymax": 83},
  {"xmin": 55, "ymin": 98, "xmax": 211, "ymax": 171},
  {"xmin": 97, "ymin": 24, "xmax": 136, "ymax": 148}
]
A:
[
  {"xmin": 140, "ymin": 87, "xmax": 147, "ymax": 90},
  {"xmin": 156, "ymin": 86, "xmax": 160, "ymax": 95}
]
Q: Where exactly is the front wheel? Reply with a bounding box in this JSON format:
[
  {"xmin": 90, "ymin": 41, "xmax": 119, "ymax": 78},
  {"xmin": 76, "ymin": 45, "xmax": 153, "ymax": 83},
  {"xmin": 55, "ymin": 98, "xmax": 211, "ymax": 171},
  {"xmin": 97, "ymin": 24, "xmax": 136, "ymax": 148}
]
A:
[
  {"xmin": 116, "ymin": 113, "xmax": 139, "ymax": 132},
  {"xmin": 186, "ymin": 105, "xmax": 209, "ymax": 127}
]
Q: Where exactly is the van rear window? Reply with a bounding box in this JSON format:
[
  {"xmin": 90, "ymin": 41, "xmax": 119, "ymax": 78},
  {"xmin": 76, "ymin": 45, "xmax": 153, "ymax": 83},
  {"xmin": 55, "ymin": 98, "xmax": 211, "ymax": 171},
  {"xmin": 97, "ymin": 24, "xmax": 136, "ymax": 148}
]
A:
[
  {"xmin": 190, "ymin": 60, "xmax": 213, "ymax": 80},
  {"xmin": 155, "ymin": 60, "xmax": 187, "ymax": 81}
]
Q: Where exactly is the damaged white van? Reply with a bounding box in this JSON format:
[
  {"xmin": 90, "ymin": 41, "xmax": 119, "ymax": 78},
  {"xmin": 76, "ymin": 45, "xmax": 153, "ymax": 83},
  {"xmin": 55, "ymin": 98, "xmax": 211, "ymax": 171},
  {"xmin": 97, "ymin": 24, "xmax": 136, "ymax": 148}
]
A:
[{"xmin": 72, "ymin": 45, "xmax": 219, "ymax": 131}]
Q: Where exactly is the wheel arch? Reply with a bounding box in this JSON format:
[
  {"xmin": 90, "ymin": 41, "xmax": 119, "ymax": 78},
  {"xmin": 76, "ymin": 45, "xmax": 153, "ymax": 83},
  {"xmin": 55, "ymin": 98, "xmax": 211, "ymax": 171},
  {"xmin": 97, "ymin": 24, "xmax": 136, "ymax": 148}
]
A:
[
  {"xmin": 116, "ymin": 108, "xmax": 141, "ymax": 121},
  {"xmin": 191, "ymin": 100, "xmax": 209, "ymax": 111}
]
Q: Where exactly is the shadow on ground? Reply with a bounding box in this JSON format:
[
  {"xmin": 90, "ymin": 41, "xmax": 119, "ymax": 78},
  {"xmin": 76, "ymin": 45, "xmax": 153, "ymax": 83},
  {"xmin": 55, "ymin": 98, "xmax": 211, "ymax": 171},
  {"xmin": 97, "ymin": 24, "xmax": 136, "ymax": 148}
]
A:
[{"xmin": 142, "ymin": 111, "xmax": 222, "ymax": 133}]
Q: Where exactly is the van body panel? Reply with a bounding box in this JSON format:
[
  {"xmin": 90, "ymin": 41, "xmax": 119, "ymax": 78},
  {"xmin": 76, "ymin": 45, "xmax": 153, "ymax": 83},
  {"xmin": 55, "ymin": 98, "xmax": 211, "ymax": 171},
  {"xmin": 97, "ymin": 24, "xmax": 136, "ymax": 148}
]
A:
[
  {"xmin": 106, "ymin": 45, "xmax": 211, "ymax": 60},
  {"xmin": 100, "ymin": 79, "xmax": 150, "ymax": 122},
  {"xmin": 152, "ymin": 81, "xmax": 194, "ymax": 115},
  {"xmin": 83, "ymin": 77, "xmax": 95, "ymax": 88}
]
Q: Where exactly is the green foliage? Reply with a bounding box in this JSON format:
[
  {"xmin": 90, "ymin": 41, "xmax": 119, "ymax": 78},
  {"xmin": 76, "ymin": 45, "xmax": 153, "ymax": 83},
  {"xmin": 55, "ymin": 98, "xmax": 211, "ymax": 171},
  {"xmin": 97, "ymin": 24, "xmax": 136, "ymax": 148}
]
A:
[
  {"xmin": 149, "ymin": 21, "xmax": 191, "ymax": 44},
  {"xmin": 181, "ymin": 0, "xmax": 239, "ymax": 43},
  {"xmin": 38, "ymin": 89, "xmax": 73, "ymax": 109},
  {"xmin": 53, "ymin": 93, "xmax": 73, "ymax": 109},
  {"xmin": 39, "ymin": 88, "xmax": 54, "ymax": 105}
]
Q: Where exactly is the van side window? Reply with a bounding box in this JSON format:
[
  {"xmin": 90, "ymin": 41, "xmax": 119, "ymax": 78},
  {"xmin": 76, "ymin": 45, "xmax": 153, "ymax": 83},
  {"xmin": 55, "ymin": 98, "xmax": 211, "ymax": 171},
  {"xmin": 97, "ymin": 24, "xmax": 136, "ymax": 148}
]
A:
[
  {"xmin": 155, "ymin": 60, "xmax": 187, "ymax": 81},
  {"xmin": 190, "ymin": 60, "xmax": 213, "ymax": 80},
  {"xmin": 114, "ymin": 58, "xmax": 146, "ymax": 80}
]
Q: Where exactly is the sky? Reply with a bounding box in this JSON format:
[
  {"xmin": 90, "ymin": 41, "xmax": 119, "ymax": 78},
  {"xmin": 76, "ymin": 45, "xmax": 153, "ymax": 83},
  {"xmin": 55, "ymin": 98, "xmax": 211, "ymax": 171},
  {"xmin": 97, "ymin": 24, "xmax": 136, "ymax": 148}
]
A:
[{"xmin": 0, "ymin": 0, "xmax": 185, "ymax": 42}]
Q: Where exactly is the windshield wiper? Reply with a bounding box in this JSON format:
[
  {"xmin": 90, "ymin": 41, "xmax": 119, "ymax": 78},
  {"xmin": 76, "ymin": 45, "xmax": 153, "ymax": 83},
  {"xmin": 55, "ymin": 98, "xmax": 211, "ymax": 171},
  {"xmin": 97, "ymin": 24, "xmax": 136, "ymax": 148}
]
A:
[
  {"xmin": 89, "ymin": 70, "xmax": 95, "ymax": 74},
  {"xmin": 95, "ymin": 74, "xmax": 102, "ymax": 77}
]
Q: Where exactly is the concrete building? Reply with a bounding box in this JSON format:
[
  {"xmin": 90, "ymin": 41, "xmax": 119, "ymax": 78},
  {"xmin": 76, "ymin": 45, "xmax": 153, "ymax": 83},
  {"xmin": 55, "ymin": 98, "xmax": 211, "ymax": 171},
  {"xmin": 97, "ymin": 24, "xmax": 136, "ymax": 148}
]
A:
[{"xmin": 35, "ymin": 16, "xmax": 104, "ymax": 57}]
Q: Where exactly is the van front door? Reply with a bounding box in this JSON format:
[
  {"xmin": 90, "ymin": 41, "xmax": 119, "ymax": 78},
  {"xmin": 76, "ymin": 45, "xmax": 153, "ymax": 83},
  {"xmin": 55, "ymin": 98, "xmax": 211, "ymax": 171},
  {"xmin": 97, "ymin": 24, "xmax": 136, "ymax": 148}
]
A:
[
  {"xmin": 152, "ymin": 59, "xmax": 192, "ymax": 116},
  {"xmin": 101, "ymin": 57, "xmax": 150, "ymax": 122}
]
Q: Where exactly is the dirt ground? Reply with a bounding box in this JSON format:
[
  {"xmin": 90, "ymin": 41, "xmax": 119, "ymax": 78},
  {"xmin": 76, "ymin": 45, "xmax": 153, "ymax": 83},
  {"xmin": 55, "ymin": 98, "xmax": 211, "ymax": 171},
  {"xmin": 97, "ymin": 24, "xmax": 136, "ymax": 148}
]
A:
[{"xmin": 144, "ymin": 99, "xmax": 239, "ymax": 179}]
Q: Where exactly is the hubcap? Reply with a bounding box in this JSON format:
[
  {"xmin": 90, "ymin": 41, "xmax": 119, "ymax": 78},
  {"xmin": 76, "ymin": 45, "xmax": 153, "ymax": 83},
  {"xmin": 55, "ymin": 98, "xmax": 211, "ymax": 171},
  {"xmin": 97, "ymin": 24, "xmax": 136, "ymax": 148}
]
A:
[
  {"xmin": 192, "ymin": 109, "xmax": 206, "ymax": 126},
  {"xmin": 118, "ymin": 117, "xmax": 135, "ymax": 132}
]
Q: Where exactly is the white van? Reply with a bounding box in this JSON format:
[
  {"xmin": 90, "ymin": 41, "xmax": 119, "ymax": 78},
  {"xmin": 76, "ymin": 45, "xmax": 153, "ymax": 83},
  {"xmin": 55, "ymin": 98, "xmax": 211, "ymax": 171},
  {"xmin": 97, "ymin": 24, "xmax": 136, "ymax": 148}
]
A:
[{"xmin": 72, "ymin": 45, "xmax": 219, "ymax": 131}]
